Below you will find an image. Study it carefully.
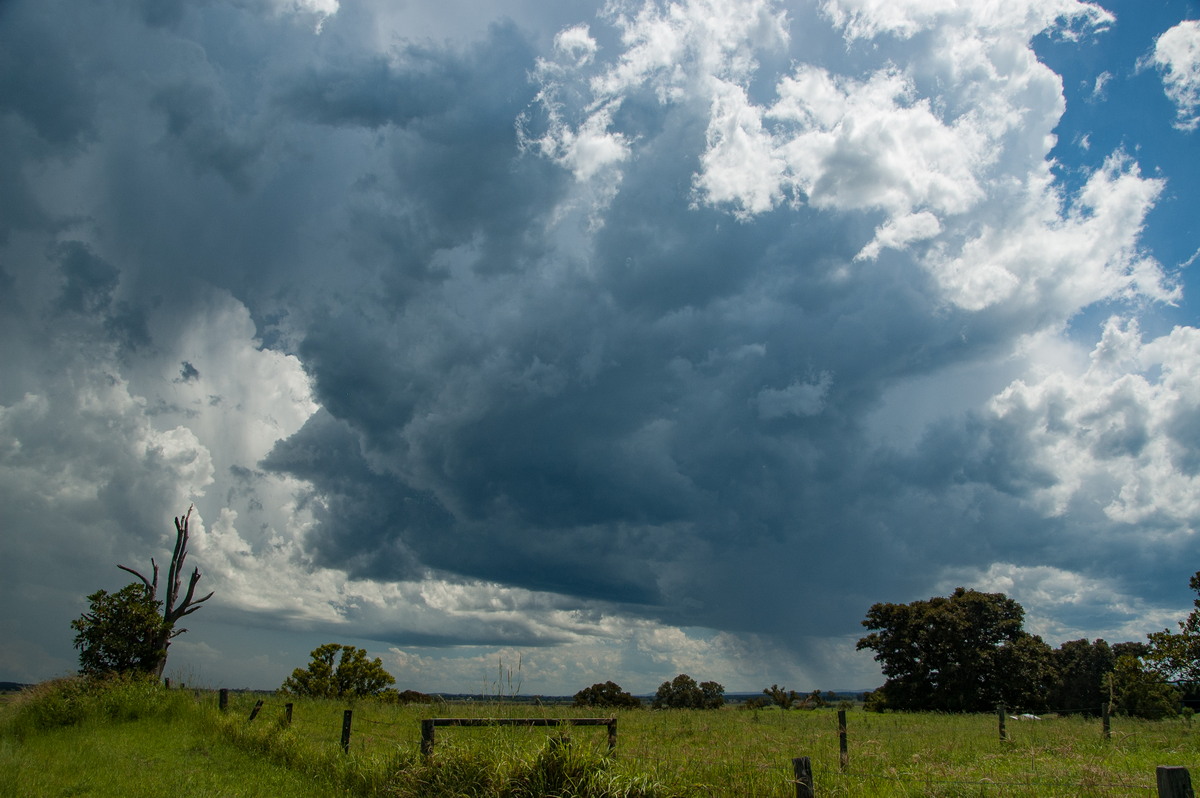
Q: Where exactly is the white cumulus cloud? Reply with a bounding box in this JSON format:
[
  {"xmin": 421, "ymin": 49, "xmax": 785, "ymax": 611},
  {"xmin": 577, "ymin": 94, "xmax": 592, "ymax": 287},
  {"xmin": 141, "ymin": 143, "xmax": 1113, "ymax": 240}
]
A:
[{"xmin": 1150, "ymin": 19, "xmax": 1200, "ymax": 131}]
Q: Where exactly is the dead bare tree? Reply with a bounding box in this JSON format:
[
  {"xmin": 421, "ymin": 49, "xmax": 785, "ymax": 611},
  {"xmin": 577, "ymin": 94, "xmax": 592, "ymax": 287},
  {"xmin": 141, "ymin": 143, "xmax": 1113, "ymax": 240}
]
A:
[{"xmin": 118, "ymin": 505, "xmax": 214, "ymax": 679}]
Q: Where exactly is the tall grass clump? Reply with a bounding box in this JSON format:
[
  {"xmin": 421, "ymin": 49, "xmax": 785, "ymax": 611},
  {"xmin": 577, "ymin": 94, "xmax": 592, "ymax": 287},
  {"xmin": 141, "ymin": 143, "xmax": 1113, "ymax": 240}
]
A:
[
  {"xmin": 2, "ymin": 672, "xmax": 191, "ymax": 739},
  {"xmin": 387, "ymin": 737, "xmax": 680, "ymax": 798}
]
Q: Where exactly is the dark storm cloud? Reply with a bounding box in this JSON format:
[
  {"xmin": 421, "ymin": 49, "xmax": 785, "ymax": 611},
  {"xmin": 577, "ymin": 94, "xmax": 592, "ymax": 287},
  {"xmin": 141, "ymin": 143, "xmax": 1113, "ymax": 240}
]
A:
[
  {"xmin": 258, "ymin": 142, "xmax": 1054, "ymax": 634},
  {"xmin": 151, "ymin": 81, "xmax": 263, "ymax": 190},
  {"xmin": 3, "ymin": 0, "xmax": 1198, "ymax": 691},
  {"xmin": 0, "ymin": 4, "xmax": 96, "ymax": 150}
]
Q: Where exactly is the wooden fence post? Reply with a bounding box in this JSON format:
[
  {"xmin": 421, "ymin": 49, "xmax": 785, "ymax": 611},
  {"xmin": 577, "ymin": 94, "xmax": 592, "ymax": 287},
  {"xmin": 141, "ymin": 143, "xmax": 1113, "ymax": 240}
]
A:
[
  {"xmin": 607, "ymin": 717, "xmax": 617, "ymax": 752},
  {"xmin": 997, "ymin": 706, "xmax": 1007, "ymax": 742},
  {"xmin": 1157, "ymin": 766, "xmax": 1194, "ymax": 798},
  {"xmin": 421, "ymin": 719, "xmax": 435, "ymax": 755},
  {"xmin": 341, "ymin": 709, "xmax": 353, "ymax": 753},
  {"xmin": 1102, "ymin": 703, "xmax": 1111, "ymax": 740},
  {"xmin": 284, "ymin": 702, "xmax": 293, "ymax": 726},
  {"xmin": 248, "ymin": 699, "xmax": 263, "ymax": 721},
  {"xmin": 219, "ymin": 688, "xmax": 228, "ymax": 712},
  {"xmin": 838, "ymin": 709, "xmax": 849, "ymax": 772},
  {"xmin": 792, "ymin": 756, "xmax": 814, "ymax": 798}
]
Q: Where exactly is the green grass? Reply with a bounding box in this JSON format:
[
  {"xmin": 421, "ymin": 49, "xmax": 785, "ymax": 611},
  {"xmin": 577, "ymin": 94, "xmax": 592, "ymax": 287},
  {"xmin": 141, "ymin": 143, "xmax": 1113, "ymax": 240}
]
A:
[
  {"xmin": 0, "ymin": 677, "xmax": 349, "ymax": 798},
  {"xmin": 4, "ymin": 680, "xmax": 1197, "ymax": 797},
  {"xmin": 214, "ymin": 692, "xmax": 1199, "ymax": 796},
  {"xmin": 0, "ymin": 713, "xmax": 350, "ymax": 798}
]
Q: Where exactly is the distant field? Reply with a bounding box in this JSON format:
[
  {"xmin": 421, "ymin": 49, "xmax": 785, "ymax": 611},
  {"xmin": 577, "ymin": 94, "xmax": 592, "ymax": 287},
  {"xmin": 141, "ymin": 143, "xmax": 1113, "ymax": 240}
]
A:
[{"xmin": 3, "ymin": 682, "xmax": 1196, "ymax": 797}]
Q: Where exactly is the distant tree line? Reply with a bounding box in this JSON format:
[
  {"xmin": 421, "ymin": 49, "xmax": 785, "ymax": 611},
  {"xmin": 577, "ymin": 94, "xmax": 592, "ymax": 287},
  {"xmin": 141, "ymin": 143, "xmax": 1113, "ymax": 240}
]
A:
[
  {"xmin": 856, "ymin": 574, "xmax": 1200, "ymax": 718},
  {"xmin": 742, "ymin": 685, "xmax": 838, "ymax": 710},
  {"xmin": 573, "ymin": 674, "xmax": 727, "ymax": 710}
]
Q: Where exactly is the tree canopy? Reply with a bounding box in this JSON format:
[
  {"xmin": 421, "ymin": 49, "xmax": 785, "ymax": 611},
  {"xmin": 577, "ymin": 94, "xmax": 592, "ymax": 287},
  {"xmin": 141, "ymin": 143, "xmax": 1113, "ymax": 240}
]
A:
[
  {"xmin": 71, "ymin": 584, "xmax": 167, "ymax": 676},
  {"xmin": 762, "ymin": 684, "xmax": 801, "ymax": 709},
  {"xmin": 857, "ymin": 587, "xmax": 1053, "ymax": 712},
  {"xmin": 651, "ymin": 674, "xmax": 725, "ymax": 709},
  {"xmin": 280, "ymin": 643, "xmax": 396, "ymax": 699},
  {"xmin": 1147, "ymin": 570, "xmax": 1200, "ymax": 697},
  {"xmin": 1048, "ymin": 639, "xmax": 1115, "ymax": 714},
  {"xmin": 573, "ymin": 680, "xmax": 642, "ymax": 708}
]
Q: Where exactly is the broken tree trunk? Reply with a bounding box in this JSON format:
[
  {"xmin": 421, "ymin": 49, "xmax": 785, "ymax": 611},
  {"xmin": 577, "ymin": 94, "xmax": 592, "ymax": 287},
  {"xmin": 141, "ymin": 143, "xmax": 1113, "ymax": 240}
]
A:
[{"xmin": 118, "ymin": 506, "xmax": 214, "ymax": 679}]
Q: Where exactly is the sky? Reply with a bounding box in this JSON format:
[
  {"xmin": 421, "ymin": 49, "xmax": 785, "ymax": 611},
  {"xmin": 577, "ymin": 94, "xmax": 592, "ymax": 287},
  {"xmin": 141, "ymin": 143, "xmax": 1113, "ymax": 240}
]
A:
[{"xmin": 1, "ymin": 0, "xmax": 1199, "ymax": 696}]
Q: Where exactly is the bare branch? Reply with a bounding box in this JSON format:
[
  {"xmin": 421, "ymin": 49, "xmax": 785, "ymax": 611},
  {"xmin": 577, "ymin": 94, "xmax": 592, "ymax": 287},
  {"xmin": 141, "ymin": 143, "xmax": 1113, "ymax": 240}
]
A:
[
  {"xmin": 177, "ymin": 594, "xmax": 214, "ymax": 617},
  {"xmin": 116, "ymin": 564, "xmax": 153, "ymax": 591},
  {"xmin": 166, "ymin": 506, "xmax": 193, "ymax": 615},
  {"xmin": 117, "ymin": 557, "xmax": 160, "ymax": 598}
]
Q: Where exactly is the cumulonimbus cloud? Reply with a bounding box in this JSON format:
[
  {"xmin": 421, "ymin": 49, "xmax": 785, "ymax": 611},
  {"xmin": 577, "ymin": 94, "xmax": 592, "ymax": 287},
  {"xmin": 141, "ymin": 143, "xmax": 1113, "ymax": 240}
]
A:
[{"xmin": 0, "ymin": 0, "xmax": 1196, "ymax": 693}]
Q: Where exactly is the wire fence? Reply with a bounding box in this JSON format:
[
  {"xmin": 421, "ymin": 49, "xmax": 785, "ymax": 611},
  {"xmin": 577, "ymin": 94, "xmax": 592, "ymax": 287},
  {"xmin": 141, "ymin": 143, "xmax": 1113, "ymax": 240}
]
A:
[{"xmin": 204, "ymin": 689, "xmax": 1195, "ymax": 797}]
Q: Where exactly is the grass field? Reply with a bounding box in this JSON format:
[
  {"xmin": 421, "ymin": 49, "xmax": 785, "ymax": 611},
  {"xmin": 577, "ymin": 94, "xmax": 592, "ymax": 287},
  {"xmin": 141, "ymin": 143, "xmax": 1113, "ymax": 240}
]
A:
[
  {"xmin": 216, "ymin": 690, "xmax": 1198, "ymax": 796},
  {"xmin": 3, "ymin": 679, "xmax": 1198, "ymax": 797}
]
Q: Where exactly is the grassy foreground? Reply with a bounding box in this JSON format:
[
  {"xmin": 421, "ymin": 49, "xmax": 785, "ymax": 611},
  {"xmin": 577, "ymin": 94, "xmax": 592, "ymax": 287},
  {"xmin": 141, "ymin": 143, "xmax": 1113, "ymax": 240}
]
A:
[
  {"xmin": 0, "ymin": 676, "xmax": 351, "ymax": 798},
  {"xmin": 3, "ymin": 678, "xmax": 1197, "ymax": 797},
  {"xmin": 228, "ymin": 692, "xmax": 1198, "ymax": 796}
]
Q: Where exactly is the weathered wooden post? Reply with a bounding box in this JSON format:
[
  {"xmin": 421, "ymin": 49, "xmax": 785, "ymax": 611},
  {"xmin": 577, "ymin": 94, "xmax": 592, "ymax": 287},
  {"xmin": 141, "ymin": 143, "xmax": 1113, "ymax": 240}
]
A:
[
  {"xmin": 284, "ymin": 702, "xmax": 293, "ymax": 726},
  {"xmin": 607, "ymin": 717, "xmax": 617, "ymax": 751},
  {"xmin": 1157, "ymin": 766, "xmax": 1194, "ymax": 798},
  {"xmin": 248, "ymin": 699, "xmax": 264, "ymax": 721},
  {"xmin": 1102, "ymin": 703, "xmax": 1111, "ymax": 740},
  {"xmin": 421, "ymin": 719, "xmax": 435, "ymax": 755},
  {"xmin": 219, "ymin": 688, "xmax": 228, "ymax": 711},
  {"xmin": 997, "ymin": 706, "xmax": 1007, "ymax": 742},
  {"xmin": 792, "ymin": 756, "xmax": 814, "ymax": 798},
  {"xmin": 341, "ymin": 709, "xmax": 353, "ymax": 753},
  {"xmin": 838, "ymin": 709, "xmax": 849, "ymax": 772}
]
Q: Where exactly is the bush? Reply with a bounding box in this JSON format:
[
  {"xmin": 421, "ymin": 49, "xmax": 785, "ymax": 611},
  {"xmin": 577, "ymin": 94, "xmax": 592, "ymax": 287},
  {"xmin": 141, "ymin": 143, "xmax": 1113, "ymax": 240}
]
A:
[
  {"xmin": 862, "ymin": 689, "xmax": 888, "ymax": 712},
  {"xmin": 378, "ymin": 688, "xmax": 437, "ymax": 705}
]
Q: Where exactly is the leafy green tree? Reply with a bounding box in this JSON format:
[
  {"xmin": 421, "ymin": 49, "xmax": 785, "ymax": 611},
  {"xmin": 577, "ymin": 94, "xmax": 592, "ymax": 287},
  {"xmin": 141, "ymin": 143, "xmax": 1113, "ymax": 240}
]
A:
[
  {"xmin": 280, "ymin": 643, "xmax": 396, "ymax": 699},
  {"xmin": 857, "ymin": 587, "xmax": 1051, "ymax": 712},
  {"xmin": 699, "ymin": 680, "xmax": 726, "ymax": 708},
  {"xmin": 652, "ymin": 674, "xmax": 724, "ymax": 709},
  {"xmin": 1147, "ymin": 570, "xmax": 1200, "ymax": 697},
  {"xmin": 573, "ymin": 681, "xmax": 642, "ymax": 708},
  {"xmin": 797, "ymin": 689, "xmax": 828, "ymax": 709},
  {"xmin": 763, "ymin": 684, "xmax": 799, "ymax": 709},
  {"xmin": 861, "ymin": 689, "xmax": 888, "ymax": 712},
  {"xmin": 71, "ymin": 584, "xmax": 168, "ymax": 676},
  {"xmin": 1110, "ymin": 652, "xmax": 1179, "ymax": 719},
  {"xmin": 1048, "ymin": 639, "xmax": 1115, "ymax": 714},
  {"xmin": 990, "ymin": 632, "xmax": 1056, "ymax": 712}
]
